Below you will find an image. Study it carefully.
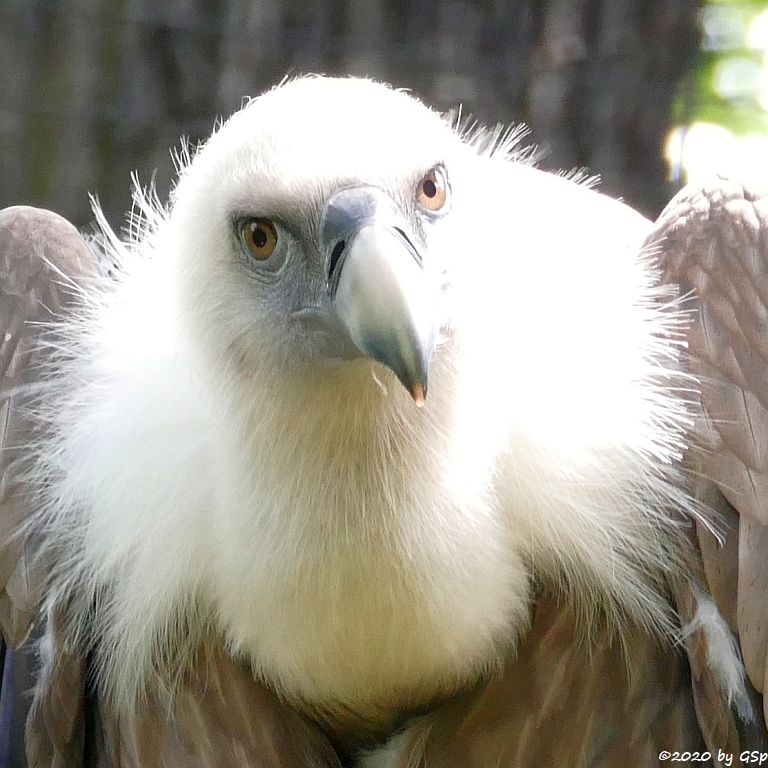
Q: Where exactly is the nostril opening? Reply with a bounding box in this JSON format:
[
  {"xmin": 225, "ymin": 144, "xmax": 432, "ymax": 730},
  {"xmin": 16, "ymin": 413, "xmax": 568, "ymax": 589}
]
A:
[
  {"xmin": 327, "ymin": 239, "xmax": 347, "ymax": 295},
  {"xmin": 329, "ymin": 240, "xmax": 346, "ymax": 279}
]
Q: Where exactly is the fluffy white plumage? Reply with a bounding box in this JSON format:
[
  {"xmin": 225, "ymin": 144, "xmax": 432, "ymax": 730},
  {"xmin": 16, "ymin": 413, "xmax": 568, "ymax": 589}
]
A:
[{"xmin": 32, "ymin": 76, "xmax": 699, "ymax": 733}]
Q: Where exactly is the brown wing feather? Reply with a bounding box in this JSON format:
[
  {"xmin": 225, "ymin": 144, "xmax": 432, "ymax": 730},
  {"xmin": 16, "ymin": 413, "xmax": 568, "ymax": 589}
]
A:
[
  {"xmin": 654, "ymin": 178, "xmax": 768, "ymax": 722},
  {"xmin": 656, "ymin": 179, "xmax": 768, "ymax": 526},
  {"xmin": 25, "ymin": 607, "xmax": 86, "ymax": 768},
  {"xmin": 0, "ymin": 206, "xmax": 100, "ymax": 648},
  {"xmin": 92, "ymin": 638, "xmax": 342, "ymax": 767}
]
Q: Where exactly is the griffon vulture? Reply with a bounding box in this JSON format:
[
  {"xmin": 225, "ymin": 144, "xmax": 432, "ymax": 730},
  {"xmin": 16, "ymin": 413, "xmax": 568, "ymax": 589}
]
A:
[{"xmin": 0, "ymin": 76, "xmax": 766, "ymax": 767}]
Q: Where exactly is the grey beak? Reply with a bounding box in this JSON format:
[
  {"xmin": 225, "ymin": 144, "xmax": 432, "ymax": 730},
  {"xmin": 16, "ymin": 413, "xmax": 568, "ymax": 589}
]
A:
[{"xmin": 320, "ymin": 186, "xmax": 438, "ymax": 404}]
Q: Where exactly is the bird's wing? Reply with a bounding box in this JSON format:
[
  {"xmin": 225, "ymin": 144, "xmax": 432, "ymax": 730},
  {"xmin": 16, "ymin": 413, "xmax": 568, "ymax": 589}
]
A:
[
  {"xmin": 0, "ymin": 207, "xmax": 100, "ymax": 768},
  {"xmin": 0, "ymin": 206, "xmax": 99, "ymax": 647},
  {"xmin": 653, "ymin": 178, "xmax": 768, "ymax": 728}
]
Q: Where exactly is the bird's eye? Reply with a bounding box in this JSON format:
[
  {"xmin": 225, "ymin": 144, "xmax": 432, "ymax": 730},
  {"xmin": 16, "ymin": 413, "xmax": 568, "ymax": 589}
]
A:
[
  {"xmin": 240, "ymin": 218, "xmax": 278, "ymax": 260},
  {"xmin": 416, "ymin": 167, "xmax": 448, "ymax": 212}
]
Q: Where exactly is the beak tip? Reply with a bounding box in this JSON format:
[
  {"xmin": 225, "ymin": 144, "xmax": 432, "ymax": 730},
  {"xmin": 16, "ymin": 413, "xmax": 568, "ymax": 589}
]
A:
[{"xmin": 409, "ymin": 381, "xmax": 427, "ymax": 407}]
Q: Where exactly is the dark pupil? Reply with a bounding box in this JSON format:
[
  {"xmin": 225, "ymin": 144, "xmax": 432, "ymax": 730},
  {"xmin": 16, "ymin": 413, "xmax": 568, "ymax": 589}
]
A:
[
  {"xmin": 253, "ymin": 224, "xmax": 268, "ymax": 248},
  {"xmin": 422, "ymin": 178, "xmax": 437, "ymax": 198}
]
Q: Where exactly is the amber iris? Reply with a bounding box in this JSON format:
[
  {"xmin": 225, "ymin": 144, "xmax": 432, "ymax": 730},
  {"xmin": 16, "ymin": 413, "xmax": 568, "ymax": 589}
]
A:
[
  {"xmin": 416, "ymin": 167, "xmax": 448, "ymax": 211},
  {"xmin": 241, "ymin": 218, "xmax": 278, "ymax": 260}
]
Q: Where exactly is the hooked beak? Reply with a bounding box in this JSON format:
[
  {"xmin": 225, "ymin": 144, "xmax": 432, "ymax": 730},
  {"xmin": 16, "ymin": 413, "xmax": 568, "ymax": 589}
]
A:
[{"xmin": 320, "ymin": 186, "xmax": 438, "ymax": 405}]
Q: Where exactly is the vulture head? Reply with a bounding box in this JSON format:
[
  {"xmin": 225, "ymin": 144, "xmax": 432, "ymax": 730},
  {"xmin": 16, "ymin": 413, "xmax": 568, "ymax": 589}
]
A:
[{"xmin": 170, "ymin": 76, "xmax": 460, "ymax": 404}]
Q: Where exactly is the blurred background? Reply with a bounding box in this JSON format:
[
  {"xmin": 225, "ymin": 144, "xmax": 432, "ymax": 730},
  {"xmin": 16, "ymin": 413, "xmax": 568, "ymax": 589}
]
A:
[{"xmin": 0, "ymin": 0, "xmax": 766, "ymax": 229}]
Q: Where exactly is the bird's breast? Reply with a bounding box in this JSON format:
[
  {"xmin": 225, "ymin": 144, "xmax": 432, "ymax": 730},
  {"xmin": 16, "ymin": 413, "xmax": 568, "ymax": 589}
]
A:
[{"xmin": 208, "ymin": 436, "xmax": 529, "ymax": 730}]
